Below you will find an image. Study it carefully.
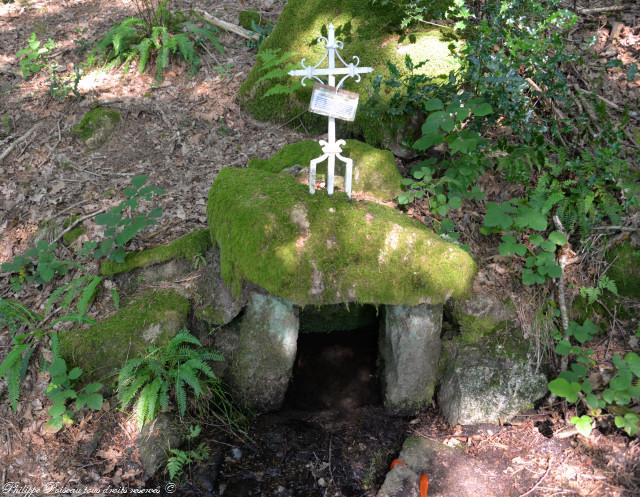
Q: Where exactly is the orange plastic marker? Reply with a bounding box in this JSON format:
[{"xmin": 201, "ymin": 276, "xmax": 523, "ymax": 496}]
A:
[
  {"xmin": 389, "ymin": 458, "xmax": 405, "ymax": 470},
  {"xmin": 419, "ymin": 473, "xmax": 429, "ymax": 497}
]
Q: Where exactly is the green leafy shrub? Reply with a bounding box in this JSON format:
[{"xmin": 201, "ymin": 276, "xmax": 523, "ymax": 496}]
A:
[
  {"xmin": 91, "ymin": 0, "xmax": 223, "ymax": 80},
  {"xmin": 82, "ymin": 175, "xmax": 164, "ymax": 263},
  {"xmin": 1, "ymin": 240, "xmax": 74, "ymax": 290},
  {"xmin": 117, "ymin": 330, "xmax": 222, "ymax": 427},
  {"xmin": 549, "ymin": 324, "xmax": 640, "ymax": 437},
  {"xmin": 16, "ymin": 32, "xmax": 55, "ymax": 79},
  {"xmin": 44, "ymin": 334, "xmax": 104, "ymax": 432}
]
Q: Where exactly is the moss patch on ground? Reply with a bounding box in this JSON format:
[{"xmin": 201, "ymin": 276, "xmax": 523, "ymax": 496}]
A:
[
  {"xmin": 59, "ymin": 290, "xmax": 190, "ymax": 385},
  {"xmin": 100, "ymin": 229, "xmax": 211, "ymax": 276},
  {"xmin": 238, "ymin": 0, "xmax": 458, "ymax": 145},
  {"xmin": 239, "ymin": 10, "xmax": 265, "ymax": 30},
  {"xmin": 606, "ymin": 241, "xmax": 640, "ymax": 298},
  {"xmin": 248, "ymin": 139, "xmax": 402, "ymax": 202},
  {"xmin": 72, "ymin": 106, "xmax": 121, "ymax": 149},
  {"xmin": 207, "ymin": 167, "xmax": 475, "ymax": 306}
]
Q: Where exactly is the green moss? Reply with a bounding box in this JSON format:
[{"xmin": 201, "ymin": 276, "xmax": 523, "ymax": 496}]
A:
[
  {"xmin": 100, "ymin": 229, "xmax": 211, "ymax": 276},
  {"xmin": 59, "ymin": 290, "xmax": 190, "ymax": 385},
  {"xmin": 72, "ymin": 107, "xmax": 121, "ymax": 149},
  {"xmin": 207, "ymin": 167, "xmax": 476, "ymax": 305},
  {"xmin": 239, "ymin": 10, "xmax": 264, "ymax": 30},
  {"xmin": 238, "ymin": 0, "xmax": 457, "ymax": 144},
  {"xmin": 606, "ymin": 242, "xmax": 640, "ymax": 298},
  {"xmin": 249, "ymin": 139, "xmax": 402, "ymax": 201},
  {"xmin": 61, "ymin": 215, "xmax": 86, "ymax": 246}
]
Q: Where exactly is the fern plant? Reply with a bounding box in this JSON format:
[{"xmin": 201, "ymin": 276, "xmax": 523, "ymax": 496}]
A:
[
  {"xmin": 166, "ymin": 424, "xmax": 209, "ymax": 481},
  {"xmin": 117, "ymin": 330, "xmax": 222, "ymax": 427},
  {"xmin": 90, "ymin": 1, "xmax": 224, "ymax": 81},
  {"xmin": 256, "ymin": 49, "xmax": 303, "ymax": 98}
]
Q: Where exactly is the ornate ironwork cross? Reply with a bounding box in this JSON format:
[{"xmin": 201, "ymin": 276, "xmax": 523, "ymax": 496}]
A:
[{"xmin": 288, "ymin": 23, "xmax": 373, "ymax": 198}]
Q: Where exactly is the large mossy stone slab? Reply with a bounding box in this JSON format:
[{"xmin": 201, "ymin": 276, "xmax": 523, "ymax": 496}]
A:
[
  {"xmin": 248, "ymin": 139, "xmax": 403, "ymax": 202},
  {"xmin": 59, "ymin": 290, "xmax": 190, "ymax": 384},
  {"xmin": 437, "ymin": 331, "xmax": 547, "ymax": 425},
  {"xmin": 238, "ymin": 0, "xmax": 457, "ymax": 146},
  {"xmin": 379, "ymin": 303, "xmax": 442, "ymax": 414},
  {"xmin": 207, "ymin": 168, "xmax": 476, "ymax": 306}
]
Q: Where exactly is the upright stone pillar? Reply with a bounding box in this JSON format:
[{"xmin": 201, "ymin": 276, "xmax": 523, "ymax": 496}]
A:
[
  {"xmin": 227, "ymin": 292, "xmax": 299, "ymax": 411},
  {"xmin": 379, "ymin": 304, "xmax": 443, "ymax": 414}
]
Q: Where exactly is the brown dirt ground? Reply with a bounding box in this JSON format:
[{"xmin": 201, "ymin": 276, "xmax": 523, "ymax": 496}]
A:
[{"xmin": 0, "ymin": 0, "xmax": 639, "ymax": 496}]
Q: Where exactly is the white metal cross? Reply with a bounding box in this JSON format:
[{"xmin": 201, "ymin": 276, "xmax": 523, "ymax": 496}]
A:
[{"xmin": 288, "ymin": 23, "xmax": 373, "ymax": 198}]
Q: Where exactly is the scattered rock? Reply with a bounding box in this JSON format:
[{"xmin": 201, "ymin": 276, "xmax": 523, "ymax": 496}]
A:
[
  {"xmin": 72, "ymin": 106, "xmax": 121, "ymax": 150},
  {"xmin": 438, "ymin": 331, "xmax": 548, "ymax": 425},
  {"xmin": 377, "ymin": 436, "xmax": 509, "ymax": 497},
  {"xmin": 137, "ymin": 414, "xmax": 185, "ymax": 477},
  {"xmin": 225, "ymin": 292, "xmax": 299, "ymax": 411},
  {"xmin": 59, "ymin": 290, "xmax": 190, "ymax": 384},
  {"xmin": 379, "ymin": 304, "xmax": 442, "ymax": 414},
  {"xmin": 449, "ymin": 289, "xmax": 516, "ymax": 343}
]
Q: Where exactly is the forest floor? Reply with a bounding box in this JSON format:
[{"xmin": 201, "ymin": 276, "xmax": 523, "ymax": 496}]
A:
[{"xmin": 1, "ymin": 0, "xmax": 639, "ymax": 496}]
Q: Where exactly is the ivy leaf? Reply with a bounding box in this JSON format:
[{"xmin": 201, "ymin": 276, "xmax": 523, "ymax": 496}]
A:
[
  {"xmin": 569, "ymin": 320, "xmax": 598, "ymax": 344},
  {"xmin": 548, "ymin": 231, "xmax": 568, "ymax": 246},
  {"xmin": 570, "ymin": 415, "xmax": 593, "ymax": 437},
  {"xmin": 423, "ymin": 98, "xmax": 444, "ymax": 111},
  {"xmin": 522, "ymin": 268, "xmax": 544, "ymax": 286},
  {"xmin": 554, "ymin": 339, "xmax": 572, "ymax": 356},
  {"xmin": 413, "ymin": 132, "xmax": 443, "ymax": 151},
  {"xmin": 484, "ymin": 202, "xmax": 514, "ymax": 230},
  {"xmin": 624, "ymin": 352, "xmax": 640, "ymax": 376},
  {"xmin": 499, "ymin": 235, "xmax": 526, "ymax": 256},
  {"xmin": 548, "ymin": 378, "xmax": 581, "ymax": 402},
  {"xmin": 514, "ymin": 206, "xmax": 547, "ymax": 231}
]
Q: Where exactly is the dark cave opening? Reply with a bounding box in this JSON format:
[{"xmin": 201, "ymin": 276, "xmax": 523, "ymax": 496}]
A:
[{"xmin": 284, "ymin": 327, "xmax": 381, "ymax": 411}]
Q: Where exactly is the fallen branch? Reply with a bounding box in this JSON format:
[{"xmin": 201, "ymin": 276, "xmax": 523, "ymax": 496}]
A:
[
  {"xmin": 194, "ymin": 9, "xmax": 260, "ymax": 41},
  {"xmin": 51, "ymin": 207, "xmax": 107, "ymax": 244},
  {"xmin": 0, "ymin": 122, "xmax": 41, "ymax": 163},
  {"xmin": 517, "ymin": 457, "xmax": 553, "ymax": 497},
  {"xmin": 553, "ymin": 215, "xmax": 570, "ymax": 373},
  {"xmin": 578, "ymin": 5, "xmax": 628, "ymax": 14}
]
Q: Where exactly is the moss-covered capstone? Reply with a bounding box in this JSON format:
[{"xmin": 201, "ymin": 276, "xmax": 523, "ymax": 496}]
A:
[
  {"xmin": 59, "ymin": 290, "xmax": 190, "ymax": 384},
  {"xmin": 207, "ymin": 167, "xmax": 475, "ymax": 306},
  {"xmin": 72, "ymin": 106, "xmax": 121, "ymax": 149},
  {"xmin": 238, "ymin": 0, "xmax": 458, "ymax": 145},
  {"xmin": 249, "ymin": 139, "xmax": 403, "ymax": 202},
  {"xmin": 100, "ymin": 229, "xmax": 211, "ymax": 277}
]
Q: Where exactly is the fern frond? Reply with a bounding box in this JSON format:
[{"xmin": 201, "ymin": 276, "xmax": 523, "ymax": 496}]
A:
[
  {"xmin": 159, "ymin": 380, "xmax": 170, "ymax": 411},
  {"xmin": 118, "ymin": 373, "xmax": 149, "ymax": 407},
  {"xmin": 136, "ymin": 37, "xmax": 153, "ymax": 73},
  {"xmin": 174, "ymin": 33, "xmax": 200, "ymax": 72},
  {"xmin": 175, "ymin": 377, "xmax": 187, "ymax": 416},
  {"xmin": 264, "ymin": 82, "xmax": 303, "ymax": 98},
  {"xmin": 177, "ymin": 365, "xmax": 203, "ymax": 397},
  {"xmin": 169, "ymin": 330, "xmax": 202, "ymax": 350},
  {"xmin": 117, "ymin": 357, "xmax": 144, "ymax": 386},
  {"xmin": 184, "ymin": 358, "xmax": 215, "ymax": 379}
]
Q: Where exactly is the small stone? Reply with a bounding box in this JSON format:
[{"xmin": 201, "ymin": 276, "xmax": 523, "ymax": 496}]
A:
[
  {"xmin": 231, "ymin": 447, "xmax": 242, "ymax": 460},
  {"xmin": 31, "ymin": 399, "xmax": 42, "ymax": 410},
  {"xmin": 318, "ymin": 478, "xmax": 327, "ymax": 487}
]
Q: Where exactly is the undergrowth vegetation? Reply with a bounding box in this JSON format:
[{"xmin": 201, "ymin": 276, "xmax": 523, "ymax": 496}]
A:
[
  {"xmin": 364, "ymin": 0, "xmax": 640, "ymax": 437},
  {"xmin": 89, "ymin": 0, "xmax": 224, "ymax": 80}
]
